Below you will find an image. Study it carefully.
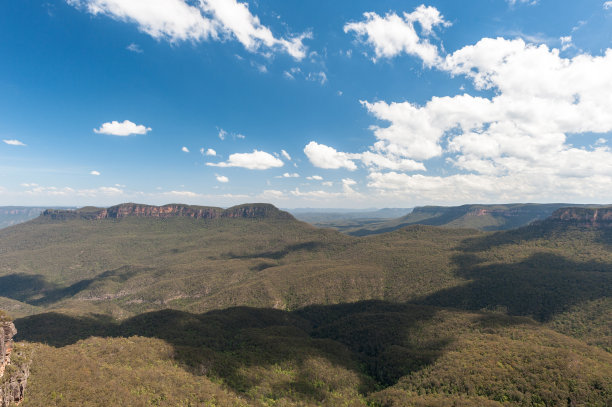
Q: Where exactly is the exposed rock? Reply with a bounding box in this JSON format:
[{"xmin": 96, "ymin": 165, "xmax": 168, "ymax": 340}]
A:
[
  {"xmin": 549, "ymin": 206, "xmax": 612, "ymax": 228},
  {"xmin": 1, "ymin": 314, "xmax": 29, "ymax": 407},
  {"xmin": 42, "ymin": 203, "xmax": 294, "ymax": 221}
]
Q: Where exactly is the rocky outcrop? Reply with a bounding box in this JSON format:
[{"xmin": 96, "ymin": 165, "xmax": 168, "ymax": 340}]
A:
[
  {"xmin": 0, "ymin": 317, "xmax": 16, "ymax": 377},
  {"xmin": 42, "ymin": 203, "xmax": 294, "ymax": 221},
  {"xmin": 1, "ymin": 314, "xmax": 29, "ymax": 407},
  {"xmin": 549, "ymin": 206, "xmax": 612, "ymax": 228}
]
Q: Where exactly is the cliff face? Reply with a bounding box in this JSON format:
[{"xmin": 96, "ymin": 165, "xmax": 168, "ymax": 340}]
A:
[
  {"xmin": 42, "ymin": 203, "xmax": 294, "ymax": 221},
  {"xmin": 1, "ymin": 316, "xmax": 28, "ymax": 407},
  {"xmin": 0, "ymin": 319, "xmax": 16, "ymax": 377},
  {"xmin": 549, "ymin": 207, "xmax": 612, "ymax": 228}
]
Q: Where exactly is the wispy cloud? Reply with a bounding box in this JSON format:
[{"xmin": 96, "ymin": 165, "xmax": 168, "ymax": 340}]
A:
[
  {"xmin": 126, "ymin": 42, "xmax": 143, "ymax": 53},
  {"xmin": 2, "ymin": 139, "xmax": 26, "ymax": 146}
]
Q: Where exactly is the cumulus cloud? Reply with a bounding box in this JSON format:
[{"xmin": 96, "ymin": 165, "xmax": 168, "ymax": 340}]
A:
[
  {"xmin": 281, "ymin": 149, "xmax": 291, "ymax": 160},
  {"xmin": 605, "ymin": 1, "xmax": 612, "ymax": 9},
  {"xmin": 215, "ymin": 174, "xmax": 229, "ymax": 183},
  {"xmin": 67, "ymin": 0, "xmax": 309, "ymax": 59},
  {"xmin": 181, "ymin": 146, "xmax": 190, "ymax": 153},
  {"xmin": 94, "ymin": 120, "xmax": 151, "ymax": 136},
  {"xmin": 304, "ymin": 141, "xmax": 425, "ymax": 172},
  {"xmin": 304, "ymin": 141, "xmax": 359, "ymax": 170},
  {"xmin": 204, "ymin": 148, "xmax": 216, "ymax": 156},
  {"xmin": 206, "ymin": 149, "xmax": 284, "ymax": 170},
  {"xmin": 333, "ymin": 6, "xmax": 612, "ymax": 203},
  {"xmin": 344, "ymin": 5, "xmax": 450, "ymax": 64},
  {"xmin": 90, "ymin": 170, "xmax": 101, "ymax": 176},
  {"xmin": 281, "ymin": 172, "xmax": 299, "ymax": 178},
  {"xmin": 2, "ymin": 139, "xmax": 26, "ymax": 146},
  {"xmin": 306, "ymin": 175, "xmax": 323, "ymax": 181}
]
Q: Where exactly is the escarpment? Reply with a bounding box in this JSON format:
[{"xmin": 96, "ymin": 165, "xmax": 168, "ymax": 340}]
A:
[
  {"xmin": 1, "ymin": 313, "xmax": 29, "ymax": 407},
  {"xmin": 549, "ymin": 206, "xmax": 612, "ymax": 228},
  {"xmin": 41, "ymin": 203, "xmax": 294, "ymax": 221}
]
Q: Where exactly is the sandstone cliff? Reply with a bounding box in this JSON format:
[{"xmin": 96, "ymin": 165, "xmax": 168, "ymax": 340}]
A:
[
  {"xmin": 41, "ymin": 203, "xmax": 295, "ymax": 221},
  {"xmin": 548, "ymin": 206, "xmax": 612, "ymax": 228},
  {"xmin": 0, "ymin": 313, "xmax": 28, "ymax": 407}
]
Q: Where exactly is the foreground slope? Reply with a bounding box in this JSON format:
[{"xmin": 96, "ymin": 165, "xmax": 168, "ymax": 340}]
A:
[{"xmin": 14, "ymin": 303, "xmax": 612, "ymax": 407}]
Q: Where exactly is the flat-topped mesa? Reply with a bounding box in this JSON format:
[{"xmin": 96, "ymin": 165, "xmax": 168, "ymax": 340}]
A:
[
  {"xmin": 548, "ymin": 206, "xmax": 612, "ymax": 228},
  {"xmin": 41, "ymin": 203, "xmax": 294, "ymax": 221}
]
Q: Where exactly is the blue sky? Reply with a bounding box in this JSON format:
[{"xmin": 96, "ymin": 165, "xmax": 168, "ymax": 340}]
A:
[{"xmin": 1, "ymin": 0, "xmax": 612, "ymax": 208}]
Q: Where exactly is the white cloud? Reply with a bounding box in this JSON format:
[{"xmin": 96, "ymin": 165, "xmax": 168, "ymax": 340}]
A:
[
  {"xmin": 203, "ymin": 148, "xmax": 216, "ymax": 156},
  {"xmin": 306, "ymin": 175, "xmax": 323, "ymax": 181},
  {"xmin": 281, "ymin": 149, "xmax": 291, "ymax": 160},
  {"xmin": 2, "ymin": 139, "xmax": 26, "ymax": 146},
  {"xmin": 215, "ymin": 174, "xmax": 229, "ymax": 183},
  {"xmin": 67, "ymin": 0, "xmax": 309, "ymax": 59},
  {"xmin": 22, "ymin": 185, "xmax": 124, "ymax": 197},
  {"xmin": 304, "ymin": 141, "xmax": 426, "ymax": 172},
  {"xmin": 207, "ymin": 149, "xmax": 284, "ymax": 170},
  {"xmin": 90, "ymin": 170, "xmax": 101, "ymax": 176},
  {"xmin": 344, "ymin": 5, "xmax": 450, "ymax": 64},
  {"xmin": 304, "ymin": 141, "xmax": 359, "ymax": 170},
  {"xmin": 560, "ymin": 35, "xmax": 572, "ymax": 51},
  {"xmin": 341, "ymin": 178, "xmax": 358, "ymax": 194},
  {"xmin": 322, "ymin": 181, "xmax": 333, "ymax": 187},
  {"xmin": 182, "ymin": 146, "xmax": 190, "ymax": 153},
  {"xmin": 161, "ymin": 190, "xmax": 200, "ymax": 198},
  {"xmin": 605, "ymin": 1, "xmax": 612, "ymax": 9},
  {"xmin": 281, "ymin": 172, "xmax": 299, "ymax": 178},
  {"xmin": 290, "ymin": 179, "xmax": 360, "ymax": 200},
  {"xmin": 337, "ymin": 8, "xmax": 612, "ymax": 203},
  {"xmin": 506, "ymin": 0, "xmax": 538, "ymax": 6},
  {"xmin": 126, "ymin": 42, "xmax": 143, "ymax": 53},
  {"xmin": 218, "ymin": 128, "xmax": 227, "ymax": 140},
  {"xmin": 94, "ymin": 120, "xmax": 151, "ymax": 136},
  {"xmin": 306, "ymin": 71, "xmax": 327, "ymax": 85},
  {"xmin": 20, "ymin": 183, "xmax": 38, "ymax": 187},
  {"xmin": 258, "ymin": 189, "xmax": 286, "ymax": 200}
]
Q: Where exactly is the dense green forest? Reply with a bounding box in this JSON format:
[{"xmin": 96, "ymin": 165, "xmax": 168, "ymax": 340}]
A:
[{"xmin": 0, "ymin": 204, "xmax": 610, "ymax": 406}]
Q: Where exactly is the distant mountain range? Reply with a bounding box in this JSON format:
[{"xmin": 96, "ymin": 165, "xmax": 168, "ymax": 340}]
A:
[
  {"xmin": 347, "ymin": 203, "xmax": 599, "ymax": 235},
  {"xmin": 0, "ymin": 206, "xmax": 75, "ymax": 229}
]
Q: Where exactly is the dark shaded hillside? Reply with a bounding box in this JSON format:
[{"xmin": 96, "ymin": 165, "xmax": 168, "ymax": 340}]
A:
[
  {"xmin": 14, "ymin": 303, "xmax": 612, "ymax": 406},
  {"xmin": 348, "ymin": 203, "xmax": 581, "ymax": 235}
]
